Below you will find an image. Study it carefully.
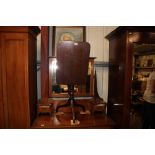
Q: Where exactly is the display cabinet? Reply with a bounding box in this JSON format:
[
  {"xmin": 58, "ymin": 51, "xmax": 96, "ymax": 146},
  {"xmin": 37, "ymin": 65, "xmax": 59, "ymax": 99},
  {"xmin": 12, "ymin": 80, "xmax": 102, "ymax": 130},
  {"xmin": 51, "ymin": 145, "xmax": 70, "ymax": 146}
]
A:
[
  {"xmin": 134, "ymin": 52, "xmax": 155, "ymax": 77},
  {"xmin": 131, "ymin": 45, "xmax": 155, "ymax": 119},
  {"xmin": 106, "ymin": 26, "xmax": 155, "ymax": 128}
]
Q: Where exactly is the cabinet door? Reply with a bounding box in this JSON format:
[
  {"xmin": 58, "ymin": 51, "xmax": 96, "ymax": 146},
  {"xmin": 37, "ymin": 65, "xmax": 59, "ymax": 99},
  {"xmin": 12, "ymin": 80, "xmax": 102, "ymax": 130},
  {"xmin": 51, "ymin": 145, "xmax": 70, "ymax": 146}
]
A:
[
  {"xmin": 1, "ymin": 33, "xmax": 29, "ymax": 128},
  {"xmin": 0, "ymin": 34, "xmax": 5, "ymax": 128}
]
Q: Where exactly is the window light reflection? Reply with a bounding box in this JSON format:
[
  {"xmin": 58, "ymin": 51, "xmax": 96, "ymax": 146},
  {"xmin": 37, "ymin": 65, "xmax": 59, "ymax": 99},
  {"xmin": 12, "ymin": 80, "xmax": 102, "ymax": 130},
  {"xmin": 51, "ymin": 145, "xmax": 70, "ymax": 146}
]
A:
[{"xmin": 50, "ymin": 59, "xmax": 58, "ymax": 72}]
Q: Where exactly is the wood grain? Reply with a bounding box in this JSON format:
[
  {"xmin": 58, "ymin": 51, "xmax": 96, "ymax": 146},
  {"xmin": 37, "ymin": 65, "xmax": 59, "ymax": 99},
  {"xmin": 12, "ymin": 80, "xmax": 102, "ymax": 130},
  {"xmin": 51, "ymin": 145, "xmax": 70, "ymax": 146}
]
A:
[{"xmin": 0, "ymin": 27, "xmax": 40, "ymax": 128}]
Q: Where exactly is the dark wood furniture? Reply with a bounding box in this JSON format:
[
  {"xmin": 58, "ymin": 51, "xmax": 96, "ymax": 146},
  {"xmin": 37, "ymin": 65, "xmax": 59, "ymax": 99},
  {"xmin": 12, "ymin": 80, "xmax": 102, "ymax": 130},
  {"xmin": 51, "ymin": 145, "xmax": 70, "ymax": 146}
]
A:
[
  {"xmin": 0, "ymin": 26, "xmax": 40, "ymax": 128},
  {"xmin": 106, "ymin": 26, "xmax": 155, "ymax": 128},
  {"xmin": 55, "ymin": 41, "xmax": 90, "ymax": 123},
  {"xmin": 39, "ymin": 26, "xmax": 110, "ymax": 128},
  {"xmin": 40, "ymin": 27, "xmax": 96, "ymax": 111}
]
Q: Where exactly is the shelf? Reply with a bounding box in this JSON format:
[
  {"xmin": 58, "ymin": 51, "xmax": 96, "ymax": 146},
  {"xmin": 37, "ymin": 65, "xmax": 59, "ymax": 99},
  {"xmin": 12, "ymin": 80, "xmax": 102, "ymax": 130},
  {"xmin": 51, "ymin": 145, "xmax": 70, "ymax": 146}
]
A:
[
  {"xmin": 135, "ymin": 67, "xmax": 153, "ymax": 69},
  {"xmin": 94, "ymin": 61, "xmax": 109, "ymax": 67}
]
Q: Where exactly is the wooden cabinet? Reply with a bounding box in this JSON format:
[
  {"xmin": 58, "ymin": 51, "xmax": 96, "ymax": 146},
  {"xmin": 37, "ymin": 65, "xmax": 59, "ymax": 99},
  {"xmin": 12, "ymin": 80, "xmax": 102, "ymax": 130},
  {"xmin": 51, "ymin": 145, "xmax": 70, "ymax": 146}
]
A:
[
  {"xmin": 0, "ymin": 26, "xmax": 40, "ymax": 128},
  {"xmin": 106, "ymin": 26, "xmax": 155, "ymax": 128}
]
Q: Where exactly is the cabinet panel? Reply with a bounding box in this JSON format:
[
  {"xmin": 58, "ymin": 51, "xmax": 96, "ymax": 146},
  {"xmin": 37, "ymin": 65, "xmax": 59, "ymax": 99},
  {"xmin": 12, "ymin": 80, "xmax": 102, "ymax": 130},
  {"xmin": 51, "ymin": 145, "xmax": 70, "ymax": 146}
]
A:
[
  {"xmin": 2, "ymin": 33, "xmax": 29, "ymax": 128},
  {"xmin": 0, "ymin": 35, "xmax": 5, "ymax": 128},
  {"xmin": 0, "ymin": 27, "xmax": 40, "ymax": 128},
  {"xmin": 28, "ymin": 34, "xmax": 37, "ymax": 124}
]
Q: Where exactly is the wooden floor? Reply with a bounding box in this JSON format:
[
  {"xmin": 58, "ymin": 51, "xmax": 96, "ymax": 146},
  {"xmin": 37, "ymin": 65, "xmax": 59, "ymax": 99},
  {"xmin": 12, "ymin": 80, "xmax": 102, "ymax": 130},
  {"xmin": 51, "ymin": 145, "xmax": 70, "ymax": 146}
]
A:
[
  {"xmin": 32, "ymin": 100, "xmax": 115, "ymax": 129},
  {"xmin": 32, "ymin": 100, "xmax": 145, "ymax": 129},
  {"xmin": 32, "ymin": 113, "xmax": 115, "ymax": 129},
  {"xmin": 129, "ymin": 112, "xmax": 143, "ymax": 129}
]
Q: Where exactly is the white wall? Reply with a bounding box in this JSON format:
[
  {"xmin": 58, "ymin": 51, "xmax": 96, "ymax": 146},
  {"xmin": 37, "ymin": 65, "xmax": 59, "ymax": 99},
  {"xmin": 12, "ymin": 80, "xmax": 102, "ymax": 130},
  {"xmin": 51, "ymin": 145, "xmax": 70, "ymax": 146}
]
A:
[
  {"xmin": 86, "ymin": 26, "xmax": 117, "ymax": 102},
  {"xmin": 36, "ymin": 26, "xmax": 117, "ymax": 101}
]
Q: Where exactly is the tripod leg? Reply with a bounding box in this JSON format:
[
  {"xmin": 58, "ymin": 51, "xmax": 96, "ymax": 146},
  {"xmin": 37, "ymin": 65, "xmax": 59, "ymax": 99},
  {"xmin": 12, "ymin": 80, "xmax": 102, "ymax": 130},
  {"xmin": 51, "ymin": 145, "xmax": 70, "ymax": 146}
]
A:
[
  {"xmin": 70, "ymin": 99, "xmax": 80, "ymax": 125},
  {"xmin": 56, "ymin": 98, "xmax": 71, "ymax": 113},
  {"xmin": 71, "ymin": 99, "xmax": 76, "ymax": 123},
  {"xmin": 73, "ymin": 99, "xmax": 86, "ymax": 112}
]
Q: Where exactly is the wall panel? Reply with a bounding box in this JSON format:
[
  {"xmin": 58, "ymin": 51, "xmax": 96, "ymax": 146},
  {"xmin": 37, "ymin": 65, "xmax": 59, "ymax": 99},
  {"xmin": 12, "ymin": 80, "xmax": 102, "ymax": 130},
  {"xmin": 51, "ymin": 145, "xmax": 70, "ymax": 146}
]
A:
[{"xmin": 86, "ymin": 26, "xmax": 117, "ymax": 101}]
